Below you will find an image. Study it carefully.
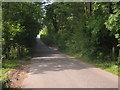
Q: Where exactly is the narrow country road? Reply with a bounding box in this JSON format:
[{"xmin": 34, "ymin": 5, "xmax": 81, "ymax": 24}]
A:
[{"xmin": 22, "ymin": 38, "xmax": 118, "ymax": 88}]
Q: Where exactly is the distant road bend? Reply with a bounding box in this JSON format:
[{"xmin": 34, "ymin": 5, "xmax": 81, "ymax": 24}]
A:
[{"xmin": 22, "ymin": 38, "xmax": 118, "ymax": 88}]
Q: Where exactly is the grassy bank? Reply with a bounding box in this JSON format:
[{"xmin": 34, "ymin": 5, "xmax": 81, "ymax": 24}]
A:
[
  {"xmin": 0, "ymin": 56, "xmax": 31, "ymax": 88},
  {"xmin": 60, "ymin": 50, "xmax": 118, "ymax": 76},
  {"xmin": 1, "ymin": 60, "xmax": 21, "ymax": 88}
]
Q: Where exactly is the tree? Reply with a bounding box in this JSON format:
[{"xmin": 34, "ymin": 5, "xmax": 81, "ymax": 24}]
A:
[
  {"xmin": 2, "ymin": 2, "xmax": 43, "ymax": 59},
  {"xmin": 41, "ymin": 2, "xmax": 119, "ymax": 61}
]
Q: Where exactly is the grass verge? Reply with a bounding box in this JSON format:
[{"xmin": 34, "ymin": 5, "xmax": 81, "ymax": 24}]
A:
[
  {"xmin": 60, "ymin": 50, "xmax": 118, "ymax": 76},
  {"xmin": 0, "ymin": 56, "xmax": 32, "ymax": 88},
  {"xmin": 1, "ymin": 60, "xmax": 21, "ymax": 88}
]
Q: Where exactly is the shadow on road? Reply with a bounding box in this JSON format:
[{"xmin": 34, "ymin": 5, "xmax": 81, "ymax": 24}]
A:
[{"xmin": 30, "ymin": 38, "xmax": 93, "ymax": 75}]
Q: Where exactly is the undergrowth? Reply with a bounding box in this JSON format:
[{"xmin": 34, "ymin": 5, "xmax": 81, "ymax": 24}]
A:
[
  {"xmin": 1, "ymin": 60, "xmax": 20, "ymax": 88},
  {"xmin": 1, "ymin": 56, "xmax": 31, "ymax": 88}
]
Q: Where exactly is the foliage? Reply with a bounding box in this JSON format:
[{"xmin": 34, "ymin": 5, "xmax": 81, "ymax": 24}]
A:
[
  {"xmin": 2, "ymin": 2, "xmax": 43, "ymax": 88},
  {"xmin": 105, "ymin": 2, "xmax": 120, "ymax": 47},
  {"xmin": 41, "ymin": 2, "xmax": 119, "ymax": 63},
  {"xmin": 2, "ymin": 2, "xmax": 43, "ymax": 59}
]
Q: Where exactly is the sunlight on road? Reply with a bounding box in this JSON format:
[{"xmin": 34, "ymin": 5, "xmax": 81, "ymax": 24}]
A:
[
  {"xmin": 32, "ymin": 56, "xmax": 74, "ymax": 60},
  {"xmin": 36, "ymin": 35, "xmax": 40, "ymax": 38}
]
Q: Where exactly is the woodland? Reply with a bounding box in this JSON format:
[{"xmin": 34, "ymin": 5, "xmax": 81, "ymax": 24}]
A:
[{"xmin": 1, "ymin": 2, "xmax": 120, "ymax": 88}]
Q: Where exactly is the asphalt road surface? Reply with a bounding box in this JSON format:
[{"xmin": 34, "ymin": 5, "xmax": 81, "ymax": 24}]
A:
[{"xmin": 22, "ymin": 38, "xmax": 118, "ymax": 88}]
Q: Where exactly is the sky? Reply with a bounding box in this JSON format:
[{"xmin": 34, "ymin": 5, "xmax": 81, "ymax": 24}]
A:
[
  {"xmin": 42, "ymin": 0, "xmax": 53, "ymax": 5},
  {"xmin": 41, "ymin": 0, "xmax": 53, "ymax": 8}
]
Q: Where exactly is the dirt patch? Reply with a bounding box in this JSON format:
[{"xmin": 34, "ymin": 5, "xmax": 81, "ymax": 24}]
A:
[{"xmin": 7, "ymin": 60, "xmax": 31, "ymax": 88}]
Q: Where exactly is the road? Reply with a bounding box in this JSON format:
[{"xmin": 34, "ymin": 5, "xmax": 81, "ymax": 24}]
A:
[{"xmin": 22, "ymin": 38, "xmax": 118, "ymax": 88}]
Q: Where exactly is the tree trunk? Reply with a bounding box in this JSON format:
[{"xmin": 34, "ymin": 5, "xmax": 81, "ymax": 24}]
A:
[
  {"xmin": 112, "ymin": 46, "xmax": 115, "ymax": 61},
  {"xmin": 52, "ymin": 14, "xmax": 58, "ymax": 33},
  {"xmin": 109, "ymin": 2, "xmax": 113, "ymax": 14},
  {"xmin": 89, "ymin": 2, "xmax": 92, "ymax": 16}
]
